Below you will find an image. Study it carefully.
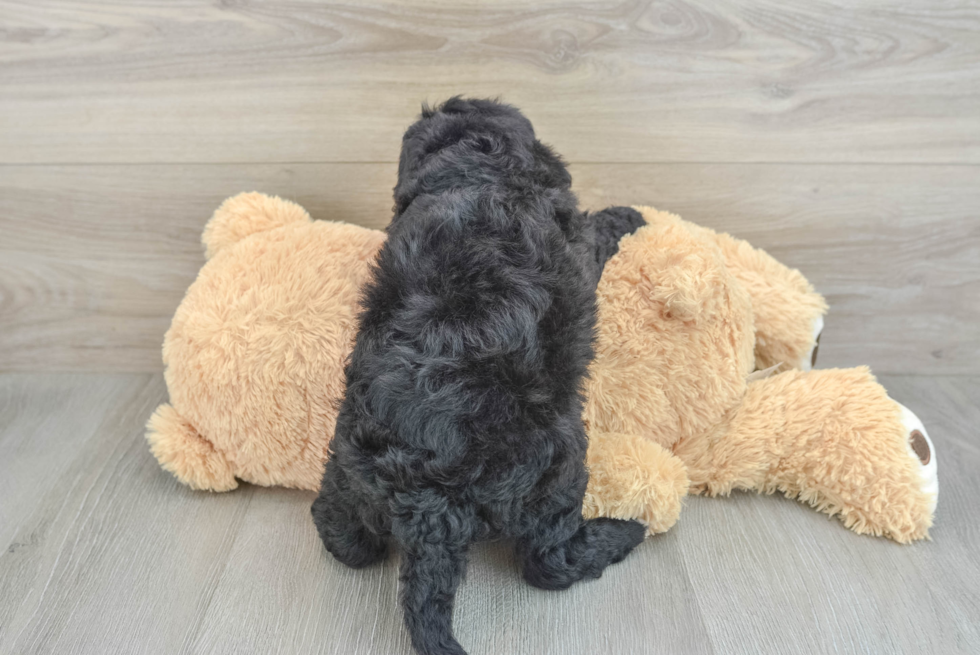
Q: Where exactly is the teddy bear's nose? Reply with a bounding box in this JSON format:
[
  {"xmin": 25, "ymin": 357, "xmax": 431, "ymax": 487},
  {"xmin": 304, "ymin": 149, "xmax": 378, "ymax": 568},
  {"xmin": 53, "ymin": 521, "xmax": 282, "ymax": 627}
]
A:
[
  {"xmin": 811, "ymin": 332, "xmax": 821, "ymax": 368},
  {"xmin": 909, "ymin": 429, "xmax": 931, "ymax": 465}
]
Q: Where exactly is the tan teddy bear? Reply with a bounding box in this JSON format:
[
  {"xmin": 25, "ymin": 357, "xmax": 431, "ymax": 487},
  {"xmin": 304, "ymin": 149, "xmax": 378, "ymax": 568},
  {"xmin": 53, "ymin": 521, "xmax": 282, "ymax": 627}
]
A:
[
  {"xmin": 582, "ymin": 208, "xmax": 937, "ymax": 542},
  {"xmin": 147, "ymin": 193, "xmax": 937, "ymax": 542}
]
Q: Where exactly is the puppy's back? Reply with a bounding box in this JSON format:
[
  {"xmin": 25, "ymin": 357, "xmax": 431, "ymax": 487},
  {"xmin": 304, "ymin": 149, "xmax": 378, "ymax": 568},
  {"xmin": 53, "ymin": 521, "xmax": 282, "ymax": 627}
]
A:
[
  {"xmin": 314, "ymin": 99, "xmax": 643, "ymax": 655},
  {"xmin": 350, "ymin": 183, "xmax": 595, "ymax": 494}
]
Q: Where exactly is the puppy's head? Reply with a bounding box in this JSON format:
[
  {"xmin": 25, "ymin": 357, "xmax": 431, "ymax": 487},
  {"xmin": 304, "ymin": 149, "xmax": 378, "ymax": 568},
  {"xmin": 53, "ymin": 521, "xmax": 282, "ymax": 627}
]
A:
[{"xmin": 393, "ymin": 97, "xmax": 572, "ymax": 217}]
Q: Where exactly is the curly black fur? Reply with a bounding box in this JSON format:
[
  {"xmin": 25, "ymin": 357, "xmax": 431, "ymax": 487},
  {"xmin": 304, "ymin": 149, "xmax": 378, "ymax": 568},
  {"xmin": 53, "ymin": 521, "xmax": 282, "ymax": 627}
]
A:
[
  {"xmin": 312, "ymin": 98, "xmax": 645, "ymax": 655},
  {"xmin": 590, "ymin": 205, "xmax": 647, "ymax": 274}
]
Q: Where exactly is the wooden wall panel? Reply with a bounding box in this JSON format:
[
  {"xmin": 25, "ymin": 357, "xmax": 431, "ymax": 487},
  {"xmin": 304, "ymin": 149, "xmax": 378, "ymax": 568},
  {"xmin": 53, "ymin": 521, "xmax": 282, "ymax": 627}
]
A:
[
  {"xmin": 2, "ymin": 163, "xmax": 976, "ymax": 373},
  {"xmin": 1, "ymin": 1, "xmax": 979, "ymax": 164}
]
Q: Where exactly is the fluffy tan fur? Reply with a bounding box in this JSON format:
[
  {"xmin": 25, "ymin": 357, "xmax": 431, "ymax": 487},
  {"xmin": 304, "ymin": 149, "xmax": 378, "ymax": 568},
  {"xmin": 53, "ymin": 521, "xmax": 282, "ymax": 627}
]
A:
[
  {"xmin": 201, "ymin": 192, "xmax": 313, "ymax": 260},
  {"xmin": 676, "ymin": 367, "xmax": 934, "ymax": 543},
  {"xmin": 148, "ymin": 194, "xmax": 386, "ymax": 491},
  {"xmin": 584, "ymin": 212, "xmax": 756, "ymax": 451},
  {"xmin": 582, "ymin": 432, "xmax": 689, "ymax": 535},
  {"xmin": 148, "ymin": 193, "xmax": 936, "ymax": 542},
  {"xmin": 633, "ymin": 207, "xmax": 828, "ymax": 371}
]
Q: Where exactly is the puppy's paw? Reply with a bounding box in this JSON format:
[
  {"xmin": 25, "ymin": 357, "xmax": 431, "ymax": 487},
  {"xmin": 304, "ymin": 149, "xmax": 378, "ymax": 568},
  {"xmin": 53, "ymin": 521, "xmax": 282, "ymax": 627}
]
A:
[
  {"xmin": 311, "ymin": 496, "xmax": 388, "ymax": 569},
  {"xmin": 593, "ymin": 517, "xmax": 647, "ymax": 564}
]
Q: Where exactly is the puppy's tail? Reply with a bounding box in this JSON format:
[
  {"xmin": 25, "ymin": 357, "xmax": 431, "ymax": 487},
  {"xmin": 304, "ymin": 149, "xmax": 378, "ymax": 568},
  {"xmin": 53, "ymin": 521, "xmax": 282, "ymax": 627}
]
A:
[{"xmin": 394, "ymin": 500, "xmax": 471, "ymax": 655}]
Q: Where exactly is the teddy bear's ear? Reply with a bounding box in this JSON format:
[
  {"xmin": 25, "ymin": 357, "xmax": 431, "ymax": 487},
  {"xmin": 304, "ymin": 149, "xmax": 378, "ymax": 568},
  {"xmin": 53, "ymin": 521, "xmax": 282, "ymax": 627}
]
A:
[{"xmin": 201, "ymin": 192, "xmax": 312, "ymax": 260}]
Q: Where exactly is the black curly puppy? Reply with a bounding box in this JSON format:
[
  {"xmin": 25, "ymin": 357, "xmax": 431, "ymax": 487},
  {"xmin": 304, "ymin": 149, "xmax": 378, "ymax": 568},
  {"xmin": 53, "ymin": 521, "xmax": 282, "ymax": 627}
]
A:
[
  {"xmin": 312, "ymin": 98, "xmax": 646, "ymax": 655},
  {"xmin": 590, "ymin": 205, "xmax": 648, "ymax": 275}
]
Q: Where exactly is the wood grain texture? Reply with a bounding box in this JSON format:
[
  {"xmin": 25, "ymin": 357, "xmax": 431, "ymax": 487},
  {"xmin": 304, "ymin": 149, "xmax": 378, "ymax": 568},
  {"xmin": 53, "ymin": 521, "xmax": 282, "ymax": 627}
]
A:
[
  {"xmin": 2, "ymin": 163, "xmax": 977, "ymax": 374},
  {"xmin": 0, "ymin": 374, "xmax": 152, "ymax": 549},
  {"xmin": 0, "ymin": 162, "xmax": 398, "ymax": 373},
  {"xmin": 1, "ymin": 1, "xmax": 979, "ymax": 164},
  {"xmin": 0, "ymin": 373, "xmax": 977, "ymax": 654},
  {"xmin": 677, "ymin": 373, "xmax": 980, "ymax": 655},
  {"xmin": 2, "ymin": 1, "xmax": 977, "ymax": 652},
  {"xmin": 0, "ymin": 374, "xmax": 261, "ymax": 655}
]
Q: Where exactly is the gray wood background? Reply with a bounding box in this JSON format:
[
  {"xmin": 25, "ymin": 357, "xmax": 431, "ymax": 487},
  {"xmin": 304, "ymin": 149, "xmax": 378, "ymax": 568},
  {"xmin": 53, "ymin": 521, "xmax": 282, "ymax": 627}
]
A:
[
  {"xmin": 1, "ymin": 1, "xmax": 978, "ymax": 654},
  {"xmin": 1, "ymin": 0, "xmax": 978, "ymax": 375}
]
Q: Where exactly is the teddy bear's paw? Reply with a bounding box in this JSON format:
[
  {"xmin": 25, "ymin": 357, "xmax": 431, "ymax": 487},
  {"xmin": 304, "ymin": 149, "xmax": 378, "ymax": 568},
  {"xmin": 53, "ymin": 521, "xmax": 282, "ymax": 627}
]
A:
[
  {"xmin": 582, "ymin": 432, "xmax": 690, "ymax": 537},
  {"xmin": 146, "ymin": 404, "xmax": 238, "ymax": 492},
  {"xmin": 897, "ymin": 402, "xmax": 938, "ymax": 514},
  {"xmin": 799, "ymin": 314, "xmax": 824, "ymax": 371}
]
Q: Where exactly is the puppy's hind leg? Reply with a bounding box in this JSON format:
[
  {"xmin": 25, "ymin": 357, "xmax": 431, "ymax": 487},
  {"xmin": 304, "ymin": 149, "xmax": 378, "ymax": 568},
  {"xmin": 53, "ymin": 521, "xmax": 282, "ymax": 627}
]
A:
[
  {"xmin": 312, "ymin": 455, "xmax": 387, "ymax": 569},
  {"xmin": 519, "ymin": 481, "xmax": 646, "ymax": 591},
  {"xmin": 393, "ymin": 493, "xmax": 473, "ymax": 655}
]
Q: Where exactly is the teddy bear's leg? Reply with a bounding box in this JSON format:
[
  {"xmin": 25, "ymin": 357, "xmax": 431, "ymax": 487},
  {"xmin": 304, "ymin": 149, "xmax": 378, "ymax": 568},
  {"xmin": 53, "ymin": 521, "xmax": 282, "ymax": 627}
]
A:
[
  {"xmin": 679, "ymin": 367, "xmax": 937, "ymax": 543},
  {"xmin": 631, "ymin": 206, "xmax": 827, "ymax": 371},
  {"xmin": 145, "ymin": 403, "xmax": 238, "ymax": 491},
  {"xmin": 582, "ymin": 431, "xmax": 689, "ymax": 536}
]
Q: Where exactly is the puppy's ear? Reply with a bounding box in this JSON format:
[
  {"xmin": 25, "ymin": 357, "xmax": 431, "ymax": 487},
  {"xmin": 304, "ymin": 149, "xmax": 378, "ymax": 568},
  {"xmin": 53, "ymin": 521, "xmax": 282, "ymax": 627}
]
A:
[{"xmin": 590, "ymin": 206, "xmax": 647, "ymax": 273}]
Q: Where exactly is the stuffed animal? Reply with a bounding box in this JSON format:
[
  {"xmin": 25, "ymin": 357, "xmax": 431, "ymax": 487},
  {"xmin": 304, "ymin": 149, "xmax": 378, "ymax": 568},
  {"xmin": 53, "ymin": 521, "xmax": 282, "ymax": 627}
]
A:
[
  {"xmin": 147, "ymin": 193, "xmax": 938, "ymax": 542},
  {"xmin": 582, "ymin": 207, "xmax": 937, "ymax": 543}
]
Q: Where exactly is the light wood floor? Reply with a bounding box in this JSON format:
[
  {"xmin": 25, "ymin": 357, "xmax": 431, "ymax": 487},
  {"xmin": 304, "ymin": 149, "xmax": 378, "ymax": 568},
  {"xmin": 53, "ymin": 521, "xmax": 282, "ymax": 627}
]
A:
[
  {"xmin": 0, "ymin": 373, "xmax": 978, "ymax": 655},
  {"xmin": 2, "ymin": 1, "xmax": 979, "ymax": 653}
]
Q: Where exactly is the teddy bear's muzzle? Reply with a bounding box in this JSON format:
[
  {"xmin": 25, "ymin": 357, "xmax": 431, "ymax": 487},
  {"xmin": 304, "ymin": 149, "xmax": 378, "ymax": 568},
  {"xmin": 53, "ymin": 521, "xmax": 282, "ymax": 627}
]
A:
[
  {"xmin": 909, "ymin": 429, "xmax": 930, "ymax": 465},
  {"xmin": 897, "ymin": 403, "xmax": 938, "ymax": 514}
]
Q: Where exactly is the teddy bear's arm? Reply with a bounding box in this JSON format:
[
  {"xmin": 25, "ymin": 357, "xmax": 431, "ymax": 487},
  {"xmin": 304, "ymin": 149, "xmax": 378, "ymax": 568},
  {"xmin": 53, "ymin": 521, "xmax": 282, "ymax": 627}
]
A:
[
  {"xmin": 583, "ymin": 431, "xmax": 689, "ymax": 536},
  {"xmin": 677, "ymin": 367, "xmax": 937, "ymax": 543}
]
